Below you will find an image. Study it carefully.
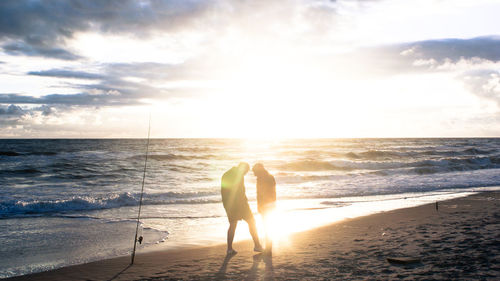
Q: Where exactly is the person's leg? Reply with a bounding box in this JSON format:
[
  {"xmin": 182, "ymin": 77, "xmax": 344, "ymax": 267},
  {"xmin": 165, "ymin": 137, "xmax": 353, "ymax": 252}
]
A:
[
  {"xmin": 263, "ymin": 213, "xmax": 272, "ymax": 254},
  {"xmin": 227, "ymin": 220, "xmax": 238, "ymax": 252},
  {"xmin": 245, "ymin": 216, "xmax": 263, "ymax": 251}
]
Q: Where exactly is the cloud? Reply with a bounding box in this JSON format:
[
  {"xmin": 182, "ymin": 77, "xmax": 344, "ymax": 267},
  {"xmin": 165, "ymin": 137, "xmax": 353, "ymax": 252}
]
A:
[
  {"xmin": 0, "ymin": 104, "xmax": 58, "ymax": 130},
  {"xmin": 398, "ymin": 36, "xmax": 500, "ymax": 63},
  {"xmin": 0, "ymin": 92, "xmax": 138, "ymax": 106},
  {"xmin": 2, "ymin": 41, "xmax": 82, "ymax": 61},
  {"xmin": 10, "ymin": 61, "xmax": 189, "ymax": 108},
  {"xmin": 103, "ymin": 61, "xmax": 218, "ymax": 82},
  {"xmin": 0, "ymin": 104, "xmax": 24, "ymax": 115},
  {"xmin": 11, "ymin": 34, "xmax": 500, "ymax": 111},
  {"xmin": 28, "ymin": 69, "xmax": 105, "ymax": 80},
  {"xmin": 460, "ymin": 70, "xmax": 500, "ymax": 107},
  {"xmin": 362, "ymin": 36, "xmax": 500, "ymax": 109},
  {"xmin": 15, "ymin": 35, "xmax": 500, "ymax": 110},
  {"xmin": 390, "ymin": 37, "xmax": 500, "ymax": 108},
  {"xmin": 27, "ymin": 62, "xmax": 193, "ymax": 82},
  {"xmin": 0, "ymin": 63, "xmax": 192, "ymax": 111},
  {"xmin": 0, "ymin": 58, "xmax": 207, "ymax": 134},
  {"xmin": 347, "ymin": 36, "xmax": 500, "ymax": 77},
  {"xmin": 0, "ymin": 0, "xmax": 368, "ymax": 61},
  {"xmin": 0, "ymin": 0, "xmax": 216, "ymax": 60}
]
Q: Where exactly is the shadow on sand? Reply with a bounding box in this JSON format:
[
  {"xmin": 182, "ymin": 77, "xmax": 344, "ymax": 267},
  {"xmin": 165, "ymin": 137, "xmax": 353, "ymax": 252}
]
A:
[
  {"xmin": 247, "ymin": 253, "xmax": 274, "ymax": 281},
  {"xmin": 216, "ymin": 252, "xmax": 237, "ymax": 279},
  {"xmin": 107, "ymin": 264, "xmax": 133, "ymax": 281}
]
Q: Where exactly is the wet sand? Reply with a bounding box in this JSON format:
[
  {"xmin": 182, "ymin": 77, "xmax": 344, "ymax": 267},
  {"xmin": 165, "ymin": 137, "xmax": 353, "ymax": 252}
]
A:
[{"xmin": 8, "ymin": 191, "xmax": 500, "ymax": 280}]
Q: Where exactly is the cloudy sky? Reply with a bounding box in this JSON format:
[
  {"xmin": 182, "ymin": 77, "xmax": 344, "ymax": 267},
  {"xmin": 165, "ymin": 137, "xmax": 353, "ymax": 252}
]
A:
[{"xmin": 1, "ymin": 0, "xmax": 500, "ymax": 138}]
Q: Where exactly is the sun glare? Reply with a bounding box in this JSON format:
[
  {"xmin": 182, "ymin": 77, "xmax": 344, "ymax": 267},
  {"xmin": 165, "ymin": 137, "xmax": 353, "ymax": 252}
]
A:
[{"xmin": 208, "ymin": 51, "xmax": 364, "ymax": 138}]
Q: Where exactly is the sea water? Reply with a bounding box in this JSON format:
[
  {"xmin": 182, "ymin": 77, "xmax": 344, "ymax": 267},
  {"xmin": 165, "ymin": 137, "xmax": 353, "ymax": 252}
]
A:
[{"xmin": 1, "ymin": 138, "xmax": 500, "ymax": 277}]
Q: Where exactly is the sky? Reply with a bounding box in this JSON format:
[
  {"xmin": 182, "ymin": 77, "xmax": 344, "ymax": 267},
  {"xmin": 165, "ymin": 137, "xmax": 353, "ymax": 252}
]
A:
[{"xmin": 1, "ymin": 0, "xmax": 500, "ymax": 138}]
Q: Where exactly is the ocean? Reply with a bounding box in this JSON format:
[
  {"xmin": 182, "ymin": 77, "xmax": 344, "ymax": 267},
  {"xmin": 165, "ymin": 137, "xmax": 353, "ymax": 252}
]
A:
[{"xmin": 1, "ymin": 138, "xmax": 500, "ymax": 278}]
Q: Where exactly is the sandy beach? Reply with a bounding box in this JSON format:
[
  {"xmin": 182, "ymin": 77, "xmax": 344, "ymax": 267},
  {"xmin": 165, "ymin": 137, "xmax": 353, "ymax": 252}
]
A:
[{"xmin": 7, "ymin": 191, "xmax": 499, "ymax": 281}]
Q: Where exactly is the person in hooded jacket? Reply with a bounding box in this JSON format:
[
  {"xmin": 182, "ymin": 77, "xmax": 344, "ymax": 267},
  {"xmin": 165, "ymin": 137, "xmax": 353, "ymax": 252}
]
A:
[{"xmin": 252, "ymin": 163, "xmax": 276, "ymax": 254}]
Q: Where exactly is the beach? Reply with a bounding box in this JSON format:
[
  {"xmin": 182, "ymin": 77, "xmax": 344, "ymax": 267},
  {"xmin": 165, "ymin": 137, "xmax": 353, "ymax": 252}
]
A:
[
  {"xmin": 4, "ymin": 138, "xmax": 500, "ymax": 278},
  {"xmin": 3, "ymin": 0, "xmax": 500, "ymax": 279},
  {"xmin": 8, "ymin": 191, "xmax": 499, "ymax": 281},
  {"xmin": 2, "ymin": 138, "xmax": 500, "ymax": 278}
]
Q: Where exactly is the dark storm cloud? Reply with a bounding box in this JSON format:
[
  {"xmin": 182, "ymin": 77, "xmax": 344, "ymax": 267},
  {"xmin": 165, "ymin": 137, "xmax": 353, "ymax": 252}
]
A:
[
  {"xmin": 28, "ymin": 69, "xmax": 105, "ymax": 80},
  {"xmin": 0, "ymin": 0, "xmax": 215, "ymax": 60}
]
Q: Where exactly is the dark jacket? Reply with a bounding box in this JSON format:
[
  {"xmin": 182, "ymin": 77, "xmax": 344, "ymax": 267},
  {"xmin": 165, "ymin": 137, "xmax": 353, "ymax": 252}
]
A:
[
  {"xmin": 256, "ymin": 171, "xmax": 276, "ymax": 214},
  {"xmin": 221, "ymin": 167, "xmax": 250, "ymax": 219}
]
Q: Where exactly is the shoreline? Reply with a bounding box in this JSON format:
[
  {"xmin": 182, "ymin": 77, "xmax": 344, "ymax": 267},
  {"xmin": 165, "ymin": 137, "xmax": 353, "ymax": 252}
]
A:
[
  {"xmin": 140, "ymin": 188, "xmax": 492, "ymax": 253},
  {"xmin": 7, "ymin": 190, "xmax": 500, "ymax": 280},
  {"xmin": 1, "ymin": 188, "xmax": 486, "ymax": 279}
]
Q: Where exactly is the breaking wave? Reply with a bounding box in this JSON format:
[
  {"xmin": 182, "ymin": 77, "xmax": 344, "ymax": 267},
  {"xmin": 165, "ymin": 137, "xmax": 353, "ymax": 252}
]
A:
[
  {"xmin": 278, "ymin": 156, "xmax": 500, "ymax": 175},
  {"xmin": 0, "ymin": 191, "xmax": 220, "ymax": 218}
]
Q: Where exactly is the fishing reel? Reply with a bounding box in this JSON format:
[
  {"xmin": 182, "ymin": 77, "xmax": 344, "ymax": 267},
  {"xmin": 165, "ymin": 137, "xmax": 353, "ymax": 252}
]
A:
[{"xmin": 136, "ymin": 236, "xmax": 143, "ymax": 244}]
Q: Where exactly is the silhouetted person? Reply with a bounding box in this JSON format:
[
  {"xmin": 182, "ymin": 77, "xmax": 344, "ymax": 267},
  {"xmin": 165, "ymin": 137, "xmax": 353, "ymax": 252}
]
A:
[
  {"xmin": 221, "ymin": 162, "xmax": 263, "ymax": 255},
  {"xmin": 252, "ymin": 163, "xmax": 276, "ymax": 254}
]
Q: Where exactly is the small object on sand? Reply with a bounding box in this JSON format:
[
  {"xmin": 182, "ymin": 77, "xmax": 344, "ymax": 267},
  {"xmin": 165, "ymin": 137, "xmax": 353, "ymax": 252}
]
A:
[
  {"xmin": 387, "ymin": 257, "xmax": 421, "ymax": 264},
  {"xmin": 435, "ymin": 201, "xmax": 439, "ymax": 211}
]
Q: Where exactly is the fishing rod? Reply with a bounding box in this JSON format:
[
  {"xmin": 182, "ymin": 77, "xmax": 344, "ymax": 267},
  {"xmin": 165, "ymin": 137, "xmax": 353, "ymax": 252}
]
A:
[{"xmin": 131, "ymin": 113, "xmax": 151, "ymax": 265}]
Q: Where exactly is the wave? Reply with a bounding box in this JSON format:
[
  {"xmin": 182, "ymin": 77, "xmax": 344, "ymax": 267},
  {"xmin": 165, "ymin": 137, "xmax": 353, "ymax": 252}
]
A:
[
  {"xmin": 0, "ymin": 168, "xmax": 42, "ymax": 175},
  {"xmin": 319, "ymin": 201, "xmax": 351, "ymax": 207},
  {"xmin": 275, "ymin": 156, "xmax": 500, "ymax": 177},
  {"xmin": 279, "ymin": 160, "xmax": 354, "ymax": 171},
  {"xmin": 352, "ymin": 150, "xmax": 401, "ymax": 159},
  {"xmin": 0, "ymin": 151, "xmax": 21, "ymax": 156},
  {"xmin": 0, "ymin": 191, "xmax": 221, "ymax": 218},
  {"xmin": 462, "ymin": 148, "xmax": 493, "ymax": 155},
  {"xmin": 176, "ymin": 146, "xmax": 215, "ymax": 153},
  {"xmin": 165, "ymin": 163, "xmax": 202, "ymax": 173},
  {"xmin": 30, "ymin": 151, "xmax": 58, "ymax": 156},
  {"xmin": 132, "ymin": 153, "xmax": 217, "ymax": 161},
  {"xmin": 0, "ymin": 151, "xmax": 58, "ymax": 157},
  {"xmin": 410, "ymin": 156, "xmax": 500, "ymax": 172},
  {"xmin": 0, "ymin": 193, "xmax": 136, "ymax": 217},
  {"xmin": 342, "ymin": 148, "xmax": 496, "ymax": 161}
]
